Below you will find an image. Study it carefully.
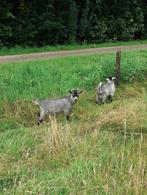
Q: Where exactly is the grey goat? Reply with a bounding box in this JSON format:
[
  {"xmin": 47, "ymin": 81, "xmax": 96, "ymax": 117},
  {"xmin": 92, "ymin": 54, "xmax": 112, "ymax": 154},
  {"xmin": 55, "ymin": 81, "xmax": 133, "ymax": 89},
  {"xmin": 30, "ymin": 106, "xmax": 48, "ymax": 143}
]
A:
[
  {"xmin": 96, "ymin": 77, "xmax": 115, "ymax": 104},
  {"xmin": 33, "ymin": 89, "xmax": 82, "ymax": 125}
]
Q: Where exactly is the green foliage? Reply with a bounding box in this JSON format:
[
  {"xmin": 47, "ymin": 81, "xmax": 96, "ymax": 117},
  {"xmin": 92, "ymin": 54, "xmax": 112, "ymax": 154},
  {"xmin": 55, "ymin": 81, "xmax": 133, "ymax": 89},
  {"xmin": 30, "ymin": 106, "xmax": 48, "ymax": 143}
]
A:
[{"xmin": 0, "ymin": 0, "xmax": 146, "ymax": 47}]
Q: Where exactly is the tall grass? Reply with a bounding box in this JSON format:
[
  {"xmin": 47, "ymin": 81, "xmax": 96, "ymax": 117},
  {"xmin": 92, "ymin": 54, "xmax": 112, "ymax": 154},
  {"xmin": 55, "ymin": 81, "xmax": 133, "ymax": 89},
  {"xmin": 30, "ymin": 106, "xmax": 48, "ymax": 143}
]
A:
[
  {"xmin": 0, "ymin": 117, "xmax": 146, "ymax": 194},
  {"xmin": 0, "ymin": 50, "xmax": 147, "ymax": 194},
  {"xmin": 0, "ymin": 50, "xmax": 147, "ymax": 103}
]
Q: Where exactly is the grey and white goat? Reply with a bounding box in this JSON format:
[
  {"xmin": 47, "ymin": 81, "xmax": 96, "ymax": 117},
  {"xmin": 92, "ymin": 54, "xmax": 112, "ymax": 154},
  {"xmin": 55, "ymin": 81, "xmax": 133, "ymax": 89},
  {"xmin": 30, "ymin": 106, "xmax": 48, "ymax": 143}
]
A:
[
  {"xmin": 33, "ymin": 89, "xmax": 82, "ymax": 125},
  {"xmin": 96, "ymin": 77, "xmax": 116, "ymax": 104}
]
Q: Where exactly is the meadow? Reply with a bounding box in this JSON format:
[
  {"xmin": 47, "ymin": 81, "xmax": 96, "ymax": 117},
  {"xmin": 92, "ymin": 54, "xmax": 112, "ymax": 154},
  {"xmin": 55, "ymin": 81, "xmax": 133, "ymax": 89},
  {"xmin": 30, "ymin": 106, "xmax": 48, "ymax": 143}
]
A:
[{"xmin": 0, "ymin": 50, "xmax": 147, "ymax": 194}]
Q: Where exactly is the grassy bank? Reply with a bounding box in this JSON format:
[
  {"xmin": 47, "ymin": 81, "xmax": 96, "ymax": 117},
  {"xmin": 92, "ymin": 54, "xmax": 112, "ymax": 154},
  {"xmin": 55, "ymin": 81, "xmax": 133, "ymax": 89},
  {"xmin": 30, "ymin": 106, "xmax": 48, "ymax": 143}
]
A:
[
  {"xmin": 0, "ymin": 39, "xmax": 147, "ymax": 56},
  {"xmin": 0, "ymin": 50, "xmax": 147, "ymax": 194}
]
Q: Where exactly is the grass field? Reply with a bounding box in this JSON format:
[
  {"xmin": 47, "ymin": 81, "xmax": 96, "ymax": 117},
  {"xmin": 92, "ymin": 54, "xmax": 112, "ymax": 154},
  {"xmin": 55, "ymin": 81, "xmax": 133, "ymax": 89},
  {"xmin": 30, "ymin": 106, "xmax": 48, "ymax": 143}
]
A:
[
  {"xmin": 0, "ymin": 50, "xmax": 147, "ymax": 194},
  {"xmin": 0, "ymin": 39, "xmax": 147, "ymax": 56}
]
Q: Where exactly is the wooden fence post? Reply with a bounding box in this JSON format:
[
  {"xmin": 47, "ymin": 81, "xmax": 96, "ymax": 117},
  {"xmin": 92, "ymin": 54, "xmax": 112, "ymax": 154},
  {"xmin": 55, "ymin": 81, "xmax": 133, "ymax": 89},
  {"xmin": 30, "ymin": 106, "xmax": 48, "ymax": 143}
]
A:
[{"xmin": 115, "ymin": 50, "xmax": 121, "ymax": 86}]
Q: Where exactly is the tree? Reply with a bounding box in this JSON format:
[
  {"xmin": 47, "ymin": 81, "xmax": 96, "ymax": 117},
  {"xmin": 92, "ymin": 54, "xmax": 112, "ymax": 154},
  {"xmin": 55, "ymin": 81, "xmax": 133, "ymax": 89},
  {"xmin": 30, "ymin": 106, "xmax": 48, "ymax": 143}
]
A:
[
  {"xmin": 0, "ymin": 0, "xmax": 146, "ymax": 47},
  {"xmin": 68, "ymin": 0, "xmax": 78, "ymax": 43}
]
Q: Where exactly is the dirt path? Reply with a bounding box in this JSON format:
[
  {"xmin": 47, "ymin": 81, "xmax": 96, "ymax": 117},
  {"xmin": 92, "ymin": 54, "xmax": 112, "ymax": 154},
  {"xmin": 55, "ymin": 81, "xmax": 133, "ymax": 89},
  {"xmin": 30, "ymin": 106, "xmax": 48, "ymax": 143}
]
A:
[{"xmin": 0, "ymin": 44, "xmax": 147, "ymax": 63}]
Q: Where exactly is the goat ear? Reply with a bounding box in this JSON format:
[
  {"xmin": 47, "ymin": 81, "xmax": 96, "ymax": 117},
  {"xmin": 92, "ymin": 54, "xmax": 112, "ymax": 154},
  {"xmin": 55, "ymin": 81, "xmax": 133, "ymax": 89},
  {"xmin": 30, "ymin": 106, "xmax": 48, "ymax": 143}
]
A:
[
  {"xmin": 106, "ymin": 78, "xmax": 109, "ymax": 82},
  {"xmin": 112, "ymin": 77, "xmax": 116, "ymax": 80},
  {"xmin": 69, "ymin": 90, "xmax": 72, "ymax": 94}
]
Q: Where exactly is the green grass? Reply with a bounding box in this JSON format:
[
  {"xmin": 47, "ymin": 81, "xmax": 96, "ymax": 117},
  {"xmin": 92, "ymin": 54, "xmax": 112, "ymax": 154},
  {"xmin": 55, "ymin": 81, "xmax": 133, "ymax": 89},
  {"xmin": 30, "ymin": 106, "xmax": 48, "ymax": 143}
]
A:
[
  {"xmin": 0, "ymin": 50, "xmax": 147, "ymax": 194},
  {"xmin": 0, "ymin": 39, "xmax": 147, "ymax": 56},
  {"xmin": 0, "ymin": 50, "xmax": 147, "ymax": 103}
]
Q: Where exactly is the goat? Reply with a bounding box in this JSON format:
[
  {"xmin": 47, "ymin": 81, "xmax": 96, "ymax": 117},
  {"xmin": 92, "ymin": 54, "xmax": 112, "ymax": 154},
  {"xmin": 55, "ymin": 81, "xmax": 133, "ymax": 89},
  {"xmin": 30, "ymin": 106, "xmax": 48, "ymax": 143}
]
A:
[
  {"xmin": 33, "ymin": 89, "xmax": 82, "ymax": 125},
  {"xmin": 96, "ymin": 77, "xmax": 115, "ymax": 104}
]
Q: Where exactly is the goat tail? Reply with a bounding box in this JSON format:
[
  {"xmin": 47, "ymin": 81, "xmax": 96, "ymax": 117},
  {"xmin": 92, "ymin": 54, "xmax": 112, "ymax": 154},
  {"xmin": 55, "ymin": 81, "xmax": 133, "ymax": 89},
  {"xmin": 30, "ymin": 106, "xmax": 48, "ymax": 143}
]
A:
[
  {"xmin": 32, "ymin": 99, "xmax": 39, "ymax": 105},
  {"xmin": 98, "ymin": 82, "xmax": 103, "ymax": 94}
]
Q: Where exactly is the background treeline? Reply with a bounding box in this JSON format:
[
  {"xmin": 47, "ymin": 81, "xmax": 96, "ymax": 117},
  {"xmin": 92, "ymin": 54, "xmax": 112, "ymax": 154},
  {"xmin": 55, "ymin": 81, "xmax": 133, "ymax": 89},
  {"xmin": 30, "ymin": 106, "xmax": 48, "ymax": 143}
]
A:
[{"xmin": 0, "ymin": 0, "xmax": 147, "ymax": 47}]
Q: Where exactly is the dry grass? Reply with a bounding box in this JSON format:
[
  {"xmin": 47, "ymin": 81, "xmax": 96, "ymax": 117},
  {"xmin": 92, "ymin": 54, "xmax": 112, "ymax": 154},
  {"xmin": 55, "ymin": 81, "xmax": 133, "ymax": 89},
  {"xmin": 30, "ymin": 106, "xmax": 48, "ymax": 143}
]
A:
[
  {"xmin": 96, "ymin": 99, "xmax": 147, "ymax": 132},
  {"xmin": 39, "ymin": 117, "xmax": 75, "ymax": 156},
  {"xmin": 0, "ymin": 155, "xmax": 13, "ymax": 179}
]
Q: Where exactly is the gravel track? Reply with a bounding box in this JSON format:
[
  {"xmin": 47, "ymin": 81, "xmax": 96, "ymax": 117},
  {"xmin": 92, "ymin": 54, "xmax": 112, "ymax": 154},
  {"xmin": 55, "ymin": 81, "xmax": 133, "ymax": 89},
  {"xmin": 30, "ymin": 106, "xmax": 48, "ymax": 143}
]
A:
[{"xmin": 0, "ymin": 44, "xmax": 147, "ymax": 63}]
